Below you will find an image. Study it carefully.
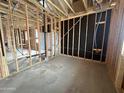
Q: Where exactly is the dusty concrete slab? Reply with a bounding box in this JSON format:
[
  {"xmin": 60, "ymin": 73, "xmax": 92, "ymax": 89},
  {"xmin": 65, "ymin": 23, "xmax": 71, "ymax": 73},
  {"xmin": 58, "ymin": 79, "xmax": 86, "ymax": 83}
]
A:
[{"xmin": 0, "ymin": 55, "xmax": 117, "ymax": 93}]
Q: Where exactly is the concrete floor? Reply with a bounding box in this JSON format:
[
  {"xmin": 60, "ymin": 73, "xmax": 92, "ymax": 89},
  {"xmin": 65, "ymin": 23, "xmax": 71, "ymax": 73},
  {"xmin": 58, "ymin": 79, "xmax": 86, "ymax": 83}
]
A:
[{"xmin": 0, "ymin": 55, "xmax": 117, "ymax": 93}]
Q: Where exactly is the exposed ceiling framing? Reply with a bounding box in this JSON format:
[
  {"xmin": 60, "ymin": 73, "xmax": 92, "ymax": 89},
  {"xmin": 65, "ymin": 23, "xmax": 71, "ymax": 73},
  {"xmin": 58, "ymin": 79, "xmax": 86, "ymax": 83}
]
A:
[
  {"xmin": 63, "ymin": 0, "xmax": 75, "ymax": 14},
  {"xmin": 44, "ymin": 0, "xmax": 116, "ymax": 18},
  {"xmin": 47, "ymin": 0, "xmax": 67, "ymax": 16},
  {"xmin": 81, "ymin": 0, "xmax": 87, "ymax": 10}
]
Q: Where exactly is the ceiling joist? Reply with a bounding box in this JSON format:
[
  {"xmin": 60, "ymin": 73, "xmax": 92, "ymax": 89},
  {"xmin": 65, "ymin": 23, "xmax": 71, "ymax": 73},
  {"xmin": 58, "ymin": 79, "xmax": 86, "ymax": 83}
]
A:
[
  {"xmin": 47, "ymin": 0, "xmax": 67, "ymax": 16},
  {"xmin": 58, "ymin": 0, "xmax": 68, "ymax": 15},
  {"xmin": 63, "ymin": 0, "xmax": 75, "ymax": 14},
  {"xmin": 81, "ymin": 0, "xmax": 88, "ymax": 10}
]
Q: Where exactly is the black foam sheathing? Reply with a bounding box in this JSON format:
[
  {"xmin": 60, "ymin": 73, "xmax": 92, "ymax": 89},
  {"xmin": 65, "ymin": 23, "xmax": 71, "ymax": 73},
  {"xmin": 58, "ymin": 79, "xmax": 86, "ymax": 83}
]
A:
[
  {"xmin": 61, "ymin": 21, "xmax": 63, "ymax": 53},
  {"xmin": 79, "ymin": 16, "xmax": 87, "ymax": 57},
  {"xmin": 68, "ymin": 19, "xmax": 73, "ymax": 55},
  {"xmin": 86, "ymin": 14, "xmax": 95, "ymax": 59},
  {"xmin": 60, "ymin": 10, "xmax": 112, "ymax": 62},
  {"xmin": 74, "ymin": 17, "xmax": 80, "ymax": 56},
  {"xmin": 93, "ymin": 24, "xmax": 104, "ymax": 61},
  {"xmin": 64, "ymin": 20, "xmax": 68, "ymax": 54},
  {"xmin": 102, "ymin": 9, "xmax": 112, "ymax": 61}
]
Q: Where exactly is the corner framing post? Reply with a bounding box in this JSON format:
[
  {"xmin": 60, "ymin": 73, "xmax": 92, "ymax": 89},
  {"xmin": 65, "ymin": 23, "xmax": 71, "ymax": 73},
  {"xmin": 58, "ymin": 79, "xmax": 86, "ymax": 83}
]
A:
[{"xmin": 25, "ymin": 4, "xmax": 32, "ymax": 66}]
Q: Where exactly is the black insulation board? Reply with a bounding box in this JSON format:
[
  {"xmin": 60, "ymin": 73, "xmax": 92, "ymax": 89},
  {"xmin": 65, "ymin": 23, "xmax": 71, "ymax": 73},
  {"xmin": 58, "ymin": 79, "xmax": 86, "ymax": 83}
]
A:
[
  {"xmin": 60, "ymin": 10, "xmax": 112, "ymax": 62},
  {"xmin": 93, "ymin": 24, "xmax": 104, "ymax": 61},
  {"xmin": 68, "ymin": 19, "xmax": 73, "ymax": 55},
  {"xmin": 79, "ymin": 16, "xmax": 87, "ymax": 57},
  {"xmin": 74, "ymin": 18, "xmax": 79, "ymax": 56},
  {"xmin": 64, "ymin": 20, "xmax": 68, "ymax": 54},
  {"xmin": 86, "ymin": 14, "xmax": 95, "ymax": 59},
  {"xmin": 61, "ymin": 21, "xmax": 63, "ymax": 53},
  {"xmin": 102, "ymin": 10, "xmax": 112, "ymax": 61}
]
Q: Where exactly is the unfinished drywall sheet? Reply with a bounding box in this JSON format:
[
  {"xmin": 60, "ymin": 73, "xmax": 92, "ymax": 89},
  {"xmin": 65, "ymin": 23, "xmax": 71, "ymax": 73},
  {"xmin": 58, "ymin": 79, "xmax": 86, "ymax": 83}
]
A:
[{"xmin": 61, "ymin": 9, "xmax": 112, "ymax": 62}]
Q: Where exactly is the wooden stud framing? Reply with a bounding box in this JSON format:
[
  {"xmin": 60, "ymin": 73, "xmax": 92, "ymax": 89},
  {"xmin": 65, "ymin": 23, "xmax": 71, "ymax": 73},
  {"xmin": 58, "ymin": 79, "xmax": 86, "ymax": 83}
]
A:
[
  {"xmin": 16, "ymin": 29, "xmax": 20, "ymax": 48},
  {"xmin": 18, "ymin": 27, "xmax": 23, "ymax": 54},
  {"xmin": 25, "ymin": 4, "xmax": 32, "ymax": 66},
  {"xmin": 0, "ymin": 40, "xmax": 4, "ymax": 78},
  {"xmin": 92, "ymin": 13, "xmax": 97, "ymax": 60},
  {"xmin": 58, "ymin": 19, "xmax": 61, "ymax": 54},
  {"xmin": 72, "ymin": 18, "xmax": 75, "ymax": 56},
  {"xmin": 45, "ymin": 12, "xmax": 48, "ymax": 58},
  {"xmin": 8, "ymin": 0, "xmax": 19, "ymax": 72},
  {"xmin": 0, "ymin": 14, "xmax": 9, "ymax": 77},
  {"xmin": 100, "ymin": 11, "xmax": 108, "ymax": 61},
  {"xmin": 54, "ymin": 18, "xmax": 57, "ymax": 56},
  {"xmin": 67, "ymin": 20, "xmax": 69, "ymax": 55},
  {"xmin": 84, "ymin": 15, "xmax": 89, "ymax": 58},
  {"xmin": 0, "ymin": 0, "xmax": 60, "ymax": 78},
  {"xmin": 63, "ymin": 21, "xmax": 64, "ymax": 54},
  {"xmin": 51, "ymin": 17, "xmax": 54, "ymax": 56},
  {"xmin": 34, "ymin": 26, "xmax": 38, "ymax": 55},
  {"xmin": 78, "ymin": 17, "xmax": 82, "ymax": 57},
  {"xmin": 36, "ymin": 9, "xmax": 41, "ymax": 63},
  {"xmin": 6, "ymin": 15, "xmax": 12, "ymax": 50}
]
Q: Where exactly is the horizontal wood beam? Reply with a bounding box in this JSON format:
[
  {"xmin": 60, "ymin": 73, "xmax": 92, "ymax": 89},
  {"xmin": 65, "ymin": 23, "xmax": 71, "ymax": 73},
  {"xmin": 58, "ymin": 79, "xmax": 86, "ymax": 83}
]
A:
[{"xmin": 61, "ymin": 5, "xmax": 114, "ymax": 21}]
